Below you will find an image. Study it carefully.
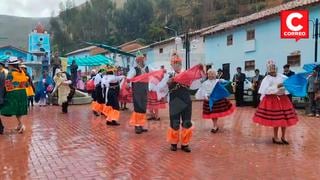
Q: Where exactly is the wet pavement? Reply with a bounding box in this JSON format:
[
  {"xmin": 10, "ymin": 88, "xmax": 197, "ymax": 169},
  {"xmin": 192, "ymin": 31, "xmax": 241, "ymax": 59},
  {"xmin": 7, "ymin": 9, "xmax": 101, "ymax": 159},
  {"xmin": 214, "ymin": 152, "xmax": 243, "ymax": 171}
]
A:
[{"xmin": 0, "ymin": 102, "xmax": 319, "ymax": 179}]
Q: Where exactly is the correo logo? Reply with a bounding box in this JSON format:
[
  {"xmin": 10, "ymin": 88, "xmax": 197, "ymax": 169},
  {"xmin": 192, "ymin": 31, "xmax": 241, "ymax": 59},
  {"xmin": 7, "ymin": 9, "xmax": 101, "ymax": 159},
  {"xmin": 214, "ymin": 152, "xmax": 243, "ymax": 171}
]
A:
[{"xmin": 281, "ymin": 10, "xmax": 309, "ymax": 41}]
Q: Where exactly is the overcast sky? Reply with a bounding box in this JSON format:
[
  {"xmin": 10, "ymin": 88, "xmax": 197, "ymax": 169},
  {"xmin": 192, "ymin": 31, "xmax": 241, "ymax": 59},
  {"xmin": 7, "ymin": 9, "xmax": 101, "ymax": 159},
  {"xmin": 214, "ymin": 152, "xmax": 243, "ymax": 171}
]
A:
[{"xmin": 0, "ymin": 0, "xmax": 87, "ymax": 17}]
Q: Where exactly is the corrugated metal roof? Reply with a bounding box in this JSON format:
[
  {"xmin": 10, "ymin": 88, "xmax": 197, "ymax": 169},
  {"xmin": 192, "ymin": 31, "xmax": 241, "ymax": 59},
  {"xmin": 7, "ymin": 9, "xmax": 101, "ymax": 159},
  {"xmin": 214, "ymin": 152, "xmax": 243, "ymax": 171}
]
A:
[
  {"xmin": 68, "ymin": 54, "xmax": 113, "ymax": 66},
  {"xmin": 66, "ymin": 46, "xmax": 97, "ymax": 56},
  {"xmin": 202, "ymin": 0, "xmax": 320, "ymax": 36}
]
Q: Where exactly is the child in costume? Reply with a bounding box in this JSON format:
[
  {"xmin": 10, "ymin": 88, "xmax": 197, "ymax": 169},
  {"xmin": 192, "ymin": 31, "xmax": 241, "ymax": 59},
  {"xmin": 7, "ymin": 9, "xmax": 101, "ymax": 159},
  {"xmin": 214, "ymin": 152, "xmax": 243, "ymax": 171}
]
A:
[{"xmin": 195, "ymin": 69, "xmax": 235, "ymax": 133}]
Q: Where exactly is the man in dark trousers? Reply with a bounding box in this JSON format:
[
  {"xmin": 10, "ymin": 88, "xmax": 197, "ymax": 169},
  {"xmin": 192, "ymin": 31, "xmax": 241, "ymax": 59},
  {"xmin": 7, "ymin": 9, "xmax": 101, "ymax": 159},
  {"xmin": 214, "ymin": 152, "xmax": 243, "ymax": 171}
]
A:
[
  {"xmin": 127, "ymin": 51, "xmax": 150, "ymax": 134},
  {"xmin": 70, "ymin": 60, "xmax": 78, "ymax": 87},
  {"xmin": 233, "ymin": 67, "xmax": 246, "ymax": 107},
  {"xmin": 252, "ymin": 69, "xmax": 264, "ymax": 108},
  {"xmin": 283, "ymin": 64, "xmax": 295, "ymax": 102}
]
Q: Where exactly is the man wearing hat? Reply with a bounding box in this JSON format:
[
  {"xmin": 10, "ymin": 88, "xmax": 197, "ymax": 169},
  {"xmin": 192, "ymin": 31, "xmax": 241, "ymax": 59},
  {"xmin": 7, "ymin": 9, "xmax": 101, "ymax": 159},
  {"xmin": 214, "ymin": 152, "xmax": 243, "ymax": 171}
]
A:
[
  {"xmin": 0, "ymin": 60, "xmax": 7, "ymax": 134},
  {"xmin": 1, "ymin": 57, "xmax": 28, "ymax": 134},
  {"xmin": 157, "ymin": 53, "xmax": 193, "ymax": 152},
  {"xmin": 127, "ymin": 51, "xmax": 150, "ymax": 134}
]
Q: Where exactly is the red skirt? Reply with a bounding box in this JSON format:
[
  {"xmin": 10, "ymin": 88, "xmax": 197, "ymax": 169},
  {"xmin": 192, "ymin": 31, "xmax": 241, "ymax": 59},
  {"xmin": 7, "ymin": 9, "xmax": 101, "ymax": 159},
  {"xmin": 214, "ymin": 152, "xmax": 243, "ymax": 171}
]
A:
[
  {"xmin": 203, "ymin": 99, "xmax": 235, "ymax": 119},
  {"xmin": 147, "ymin": 91, "xmax": 166, "ymax": 110},
  {"xmin": 253, "ymin": 95, "xmax": 298, "ymax": 127}
]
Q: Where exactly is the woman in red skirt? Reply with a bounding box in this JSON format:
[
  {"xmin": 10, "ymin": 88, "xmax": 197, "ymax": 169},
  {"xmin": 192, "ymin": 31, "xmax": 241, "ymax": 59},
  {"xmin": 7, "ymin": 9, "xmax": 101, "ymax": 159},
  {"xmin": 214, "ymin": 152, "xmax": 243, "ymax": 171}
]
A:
[
  {"xmin": 147, "ymin": 84, "xmax": 166, "ymax": 121},
  {"xmin": 196, "ymin": 69, "xmax": 235, "ymax": 133},
  {"xmin": 253, "ymin": 60, "xmax": 298, "ymax": 145}
]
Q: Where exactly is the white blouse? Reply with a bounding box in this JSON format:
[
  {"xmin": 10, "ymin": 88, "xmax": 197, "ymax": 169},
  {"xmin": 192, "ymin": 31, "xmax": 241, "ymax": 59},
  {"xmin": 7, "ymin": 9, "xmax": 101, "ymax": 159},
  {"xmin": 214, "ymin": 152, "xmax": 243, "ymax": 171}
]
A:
[
  {"xmin": 195, "ymin": 79, "xmax": 224, "ymax": 100},
  {"xmin": 258, "ymin": 73, "xmax": 289, "ymax": 100}
]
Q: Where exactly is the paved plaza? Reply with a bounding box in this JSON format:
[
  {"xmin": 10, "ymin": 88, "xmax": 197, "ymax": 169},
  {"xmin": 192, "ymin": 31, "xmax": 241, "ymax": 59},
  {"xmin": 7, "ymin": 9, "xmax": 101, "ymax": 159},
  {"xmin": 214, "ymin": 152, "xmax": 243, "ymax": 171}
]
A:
[{"xmin": 0, "ymin": 102, "xmax": 319, "ymax": 179}]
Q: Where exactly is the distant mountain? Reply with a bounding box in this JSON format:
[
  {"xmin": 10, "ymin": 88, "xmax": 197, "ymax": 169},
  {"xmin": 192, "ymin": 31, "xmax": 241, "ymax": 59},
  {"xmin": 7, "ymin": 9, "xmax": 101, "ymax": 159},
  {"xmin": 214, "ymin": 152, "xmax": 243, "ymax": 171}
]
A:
[{"xmin": 0, "ymin": 15, "xmax": 50, "ymax": 50}]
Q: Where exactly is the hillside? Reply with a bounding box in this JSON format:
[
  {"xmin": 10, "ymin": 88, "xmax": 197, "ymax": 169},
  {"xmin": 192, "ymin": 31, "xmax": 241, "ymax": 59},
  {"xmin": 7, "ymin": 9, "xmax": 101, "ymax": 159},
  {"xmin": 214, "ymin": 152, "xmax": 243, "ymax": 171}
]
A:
[
  {"xmin": 0, "ymin": 15, "xmax": 50, "ymax": 49},
  {"xmin": 51, "ymin": 0, "xmax": 287, "ymax": 54}
]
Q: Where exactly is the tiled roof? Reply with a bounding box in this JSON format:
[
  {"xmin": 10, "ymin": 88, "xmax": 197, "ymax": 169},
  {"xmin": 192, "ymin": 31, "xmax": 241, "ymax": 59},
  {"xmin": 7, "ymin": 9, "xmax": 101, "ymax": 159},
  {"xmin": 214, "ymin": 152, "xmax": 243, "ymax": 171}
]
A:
[{"xmin": 202, "ymin": 0, "xmax": 320, "ymax": 36}]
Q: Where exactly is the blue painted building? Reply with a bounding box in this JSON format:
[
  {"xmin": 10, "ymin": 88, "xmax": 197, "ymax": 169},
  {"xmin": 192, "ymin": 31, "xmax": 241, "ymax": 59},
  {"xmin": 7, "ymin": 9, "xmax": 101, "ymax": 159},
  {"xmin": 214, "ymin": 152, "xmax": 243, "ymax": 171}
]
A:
[
  {"xmin": 202, "ymin": 1, "xmax": 320, "ymax": 79},
  {"xmin": 0, "ymin": 45, "xmax": 28, "ymax": 61}
]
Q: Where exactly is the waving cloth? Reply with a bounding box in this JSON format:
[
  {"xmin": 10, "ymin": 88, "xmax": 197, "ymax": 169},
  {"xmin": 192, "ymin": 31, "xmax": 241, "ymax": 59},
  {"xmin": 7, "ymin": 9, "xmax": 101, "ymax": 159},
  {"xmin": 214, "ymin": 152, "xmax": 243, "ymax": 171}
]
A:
[
  {"xmin": 283, "ymin": 73, "xmax": 308, "ymax": 97},
  {"xmin": 209, "ymin": 82, "xmax": 231, "ymax": 111},
  {"xmin": 127, "ymin": 70, "xmax": 165, "ymax": 83},
  {"xmin": 172, "ymin": 64, "xmax": 204, "ymax": 87}
]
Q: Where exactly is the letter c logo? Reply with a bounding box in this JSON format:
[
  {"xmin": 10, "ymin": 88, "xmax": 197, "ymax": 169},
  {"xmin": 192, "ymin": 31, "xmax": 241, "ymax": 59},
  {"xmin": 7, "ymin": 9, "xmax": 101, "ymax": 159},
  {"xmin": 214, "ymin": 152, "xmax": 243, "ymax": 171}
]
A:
[{"xmin": 286, "ymin": 12, "xmax": 303, "ymax": 31}]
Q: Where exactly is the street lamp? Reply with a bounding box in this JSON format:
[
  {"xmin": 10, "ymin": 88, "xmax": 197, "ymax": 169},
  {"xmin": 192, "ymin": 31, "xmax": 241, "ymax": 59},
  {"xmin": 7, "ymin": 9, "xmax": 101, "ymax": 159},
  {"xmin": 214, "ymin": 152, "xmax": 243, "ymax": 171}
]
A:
[
  {"xmin": 310, "ymin": 18, "xmax": 320, "ymax": 63},
  {"xmin": 164, "ymin": 26, "xmax": 182, "ymax": 51}
]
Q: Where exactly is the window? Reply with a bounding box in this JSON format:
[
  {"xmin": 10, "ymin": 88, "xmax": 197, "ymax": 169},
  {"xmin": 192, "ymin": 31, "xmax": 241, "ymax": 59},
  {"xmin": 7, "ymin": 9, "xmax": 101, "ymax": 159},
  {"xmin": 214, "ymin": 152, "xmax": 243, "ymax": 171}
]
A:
[
  {"xmin": 287, "ymin": 55, "xmax": 301, "ymax": 67},
  {"xmin": 227, "ymin": 34, "xmax": 233, "ymax": 46},
  {"xmin": 5, "ymin": 51, "xmax": 12, "ymax": 56},
  {"xmin": 246, "ymin": 29, "xmax": 255, "ymax": 40},
  {"xmin": 159, "ymin": 48, "xmax": 163, "ymax": 54},
  {"xmin": 245, "ymin": 60, "xmax": 255, "ymax": 71}
]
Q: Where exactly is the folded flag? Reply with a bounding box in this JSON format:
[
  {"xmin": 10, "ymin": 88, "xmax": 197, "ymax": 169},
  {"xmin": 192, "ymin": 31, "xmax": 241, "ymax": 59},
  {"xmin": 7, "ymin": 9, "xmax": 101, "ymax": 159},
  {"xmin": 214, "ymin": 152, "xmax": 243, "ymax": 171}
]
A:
[
  {"xmin": 173, "ymin": 64, "xmax": 205, "ymax": 86},
  {"xmin": 283, "ymin": 73, "xmax": 307, "ymax": 97},
  {"xmin": 209, "ymin": 82, "xmax": 230, "ymax": 111},
  {"xmin": 128, "ymin": 70, "xmax": 164, "ymax": 83}
]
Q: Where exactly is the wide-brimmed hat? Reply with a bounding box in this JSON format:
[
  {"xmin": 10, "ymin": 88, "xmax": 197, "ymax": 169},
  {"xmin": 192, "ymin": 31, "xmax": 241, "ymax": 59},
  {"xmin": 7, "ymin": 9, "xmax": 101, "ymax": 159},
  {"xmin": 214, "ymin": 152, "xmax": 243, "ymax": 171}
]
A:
[
  {"xmin": 7, "ymin": 56, "xmax": 20, "ymax": 65},
  {"xmin": 20, "ymin": 64, "xmax": 27, "ymax": 68}
]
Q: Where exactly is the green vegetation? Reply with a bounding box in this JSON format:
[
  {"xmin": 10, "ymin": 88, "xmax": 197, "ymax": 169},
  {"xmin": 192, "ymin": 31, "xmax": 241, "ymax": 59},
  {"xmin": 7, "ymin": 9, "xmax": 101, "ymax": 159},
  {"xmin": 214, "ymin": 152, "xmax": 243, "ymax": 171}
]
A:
[{"xmin": 48, "ymin": 0, "xmax": 286, "ymax": 55}]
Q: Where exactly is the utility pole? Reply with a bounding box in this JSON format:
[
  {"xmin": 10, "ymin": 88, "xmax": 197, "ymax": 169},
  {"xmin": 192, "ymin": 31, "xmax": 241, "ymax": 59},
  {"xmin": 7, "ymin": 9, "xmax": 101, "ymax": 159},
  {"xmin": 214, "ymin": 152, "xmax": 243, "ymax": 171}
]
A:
[
  {"xmin": 185, "ymin": 32, "xmax": 190, "ymax": 70},
  {"xmin": 315, "ymin": 18, "xmax": 319, "ymax": 63}
]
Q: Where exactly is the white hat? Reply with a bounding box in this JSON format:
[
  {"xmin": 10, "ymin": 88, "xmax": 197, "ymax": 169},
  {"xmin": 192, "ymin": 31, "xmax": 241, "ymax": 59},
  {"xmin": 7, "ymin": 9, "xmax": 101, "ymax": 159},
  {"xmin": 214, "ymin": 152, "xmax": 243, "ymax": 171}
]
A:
[
  {"xmin": 7, "ymin": 56, "xmax": 20, "ymax": 65},
  {"xmin": 20, "ymin": 64, "xmax": 27, "ymax": 68}
]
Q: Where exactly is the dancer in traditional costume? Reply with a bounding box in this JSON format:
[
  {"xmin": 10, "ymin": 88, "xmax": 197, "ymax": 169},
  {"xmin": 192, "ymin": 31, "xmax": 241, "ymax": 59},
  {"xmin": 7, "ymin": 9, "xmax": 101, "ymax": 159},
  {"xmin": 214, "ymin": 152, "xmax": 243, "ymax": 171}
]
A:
[
  {"xmin": 253, "ymin": 60, "xmax": 298, "ymax": 145},
  {"xmin": 91, "ymin": 69, "xmax": 105, "ymax": 116},
  {"xmin": 101, "ymin": 66, "xmax": 125, "ymax": 126},
  {"xmin": 158, "ymin": 53, "xmax": 204, "ymax": 152},
  {"xmin": 52, "ymin": 69, "xmax": 72, "ymax": 113},
  {"xmin": 0, "ymin": 61, "xmax": 7, "ymax": 134},
  {"xmin": 127, "ymin": 52, "xmax": 150, "ymax": 134},
  {"xmin": 195, "ymin": 69, "xmax": 235, "ymax": 133},
  {"xmin": 20, "ymin": 65, "xmax": 35, "ymax": 108},
  {"xmin": 1, "ymin": 57, "xmax": 28, "ymax": 133},
  {"xmin": 147, "ymin": 81, "xmax": 166, "ymax": 121}
]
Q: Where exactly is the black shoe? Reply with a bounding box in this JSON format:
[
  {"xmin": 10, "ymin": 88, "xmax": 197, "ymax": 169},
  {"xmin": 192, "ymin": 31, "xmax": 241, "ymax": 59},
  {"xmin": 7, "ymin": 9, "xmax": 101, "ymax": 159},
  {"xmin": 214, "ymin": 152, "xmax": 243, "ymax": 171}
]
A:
[
  {"xmin": 281, "ymin": 138, "xmax": 290, "ymax": 145},
  {"xmin": 106, "ymin": 121, "xmax": 113, "ymax": 126},
  {"xmin": 111, "ymin": 120, "xmax": 120, "ymax": 126},
  {"xmin": 135, "ymin": 126, "xmax": 142, "ymax": 134},
  {"xmin": 181, "ymin": 145, "xmax": 191, "ymax": 153},
  {"xmin": 0, "ymin": 120, "xmax": 4, "ymax": 135},
  {"xmin": 93, "ymin": 111, "xmax": 100, "ymax": 116},
  {"xmin": 272, "ymin": 138, "xmax": 283, "ymax": 145},
  {"xmin": 211, "ymin": 127, "xmax": 219, "ymax": 133},
  {"xmin": 141, "ymin": 127, "xmax": 148, "ymax": 133},
  {"xmin": 147, "ymin": 117, "xmax": 155, "ymax": 121},
  {"xmin": 170, "ymin": 144, "xmax": 177, "ymax": 151}
]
